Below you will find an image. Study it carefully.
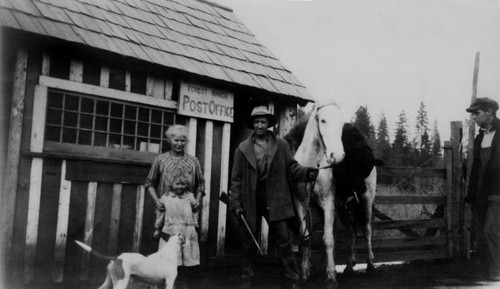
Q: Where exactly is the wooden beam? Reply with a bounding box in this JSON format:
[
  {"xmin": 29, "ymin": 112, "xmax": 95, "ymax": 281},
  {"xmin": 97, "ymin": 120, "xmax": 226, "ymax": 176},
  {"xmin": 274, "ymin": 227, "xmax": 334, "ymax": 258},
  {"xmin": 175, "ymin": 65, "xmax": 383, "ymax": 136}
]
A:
[
  {"xmin": 216, "ymin": 123, "xmax": 231, "ymax": 256},
  {"xmin": 146, "ymin": 74, "xmax": 164, "ymax": 98},
  {"xmin": 444, "ymin": 141, "xmax": 453, "ymax": 258},
  {"xmin": 30, "ymin": 85, "xmax": 48, "ymax": 153},
  {"xmin": 377, "ymin": 167, "xmax": 446, "ymax": 178},
  {"xmin": 80, "ymin": 182, "xmax": 97, "ymax": 281},
  {"xmin": 133, "ymin": 185, "xmax": 145, "ymax": 252},
  {"xmin": 69, "ymin": 60, "xmax": 83, "ymax": 82},
  {"xmin": 100, "ymin": 66, "xmax": 110, "ymax": 88},
  {"xmin": 278, "ymin": 103, "xmax": 296, "ymax": 137},
  {"xmin": 53, "ymin": 160, "xmax": 72, "ymax": 283},
  {"xmin": 164, "ymin": 79, "xmax": 173, "ymax": 100},
  {"xmin": 200, "ymin": 121, "xmax": 213, "ymax": 242},
  {"xmin": 187, "ymin": 118, "xmax": 197, "ymax": 156},
  {"xmin": 108, "ymin": 184, "xmax": 122, "ymax": 255},
  {"xmin": 372, "ymin": 207, "xmax": 420, "ymax": 237},
  {"xmin": 24, "ymin": 158, "xmax": 43, "ymax": 284},
  {"xmin": 375, "ymin": 195, "xmax": 446, "ymax": 205},
  {"xmin": 372, "ymin": 218, "xmax": 445, "ymax": 230},
  {"xmin": 1, "ymin": 49, "xmax": 28, "ymax": 270},
  {"xmin": 39, "ymin": 76, "xmax": 177, "ymax": 109}
]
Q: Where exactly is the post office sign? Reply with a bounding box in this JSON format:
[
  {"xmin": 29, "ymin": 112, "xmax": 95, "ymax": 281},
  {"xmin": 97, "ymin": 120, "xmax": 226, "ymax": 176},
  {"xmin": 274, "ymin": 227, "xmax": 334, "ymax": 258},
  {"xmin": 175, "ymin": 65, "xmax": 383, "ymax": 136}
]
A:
[{"xmin": 178, "ymin": 82, "xmax": 234, "ymax": 123}]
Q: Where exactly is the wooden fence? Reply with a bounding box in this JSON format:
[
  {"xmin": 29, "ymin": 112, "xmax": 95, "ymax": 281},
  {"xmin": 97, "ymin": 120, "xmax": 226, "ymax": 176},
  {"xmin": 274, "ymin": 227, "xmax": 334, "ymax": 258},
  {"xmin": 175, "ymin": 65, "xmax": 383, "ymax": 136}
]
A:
[{"xmin": 308, "ymin": 121, "xmax": 467, "ymax": 264}]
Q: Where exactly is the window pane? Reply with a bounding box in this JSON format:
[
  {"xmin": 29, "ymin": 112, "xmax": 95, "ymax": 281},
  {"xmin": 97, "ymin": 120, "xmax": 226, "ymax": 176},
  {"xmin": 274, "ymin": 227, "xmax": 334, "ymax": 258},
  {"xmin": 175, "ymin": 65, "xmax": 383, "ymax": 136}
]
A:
[
  {"xmin": 64, "ymin": 112, "xmax": 78, "ymax": 127},
  {"xmin": 111, "ymin": 103, "xmax": 123, "ymax": 118},
  {"xmin": 137, "ymin": 138, "xmax": 148, "ymax": 151},
  {"xmin": 78, "ymin": 130, "xmax": 92, "ymax": 145},
  {"xmin": 80, "ymin": 114, "xmax": 93, "ymax": 129},
  {"xmin": 47, "ymin": 109, "xmax": 62, "ymax": 125},
  {"xmin": 109, "ymin": 134, "xmax": 121, "ymax": 148},
  {"xmin": 65, "ymin": 94, "xmax": 79, "ymax": 111},
  {"xmin": 125, "ymin": 106, "xmax": 137, "ymax": 120},
  {"xmin": 123, "ymin": 136, "xmax": 135, "ymax": 149},
  {"xmin": 110, "ymin": 118, "xmax": 122, "ymax": 133},
  {"xmin": 151, "ymin": 124, "xmax": 161, "ymax": 138},
  {"xmin": 124, "ymin": 120, "xmax": 136, "ymax": 135},
  {"xmin": 137, "ymin": 123, "xmax": 149, "ymax": 136},
  {"xmin": 47, "ymin": 92, "xmax": 63, "ymax": 108},
  {"xmin": 96, "ymin": 100, "xmax": 109, "ymax": 115},
  {"xmin": 151, "ymin": 109, "xmax": 162, "ymax": 123},
  {"xmin": 81, "ymin": 98, "xmax": 94, "ymax": 113},
  {"xmin": 138, "ymin": 107, "xmax": 149, "ymax": 122},
  {"xmin": 45, "ymin": 126, "xmax": 61, "ymax": 142},
  {"xmin": 164, "ymin": 112, "xmax": 174, "ymax": 125},
  {"xmin": 62, "ymin": 128, "xmax": 77, "ymax": 143},
  {"xmin": 95, "ymin": 116, "xmax": 108, "ymax": 131},
  {"xmin": 94, "ymin": 132, "xmax": 107, "ymax": 146}
]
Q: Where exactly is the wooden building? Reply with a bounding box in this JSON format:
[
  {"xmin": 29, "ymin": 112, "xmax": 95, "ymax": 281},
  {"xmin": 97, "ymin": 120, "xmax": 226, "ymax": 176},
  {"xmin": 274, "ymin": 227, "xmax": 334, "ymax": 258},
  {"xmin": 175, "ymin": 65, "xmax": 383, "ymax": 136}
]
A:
[{"xmin": 0, "ymin": 0, "xmax": 313, "ymax": 287}]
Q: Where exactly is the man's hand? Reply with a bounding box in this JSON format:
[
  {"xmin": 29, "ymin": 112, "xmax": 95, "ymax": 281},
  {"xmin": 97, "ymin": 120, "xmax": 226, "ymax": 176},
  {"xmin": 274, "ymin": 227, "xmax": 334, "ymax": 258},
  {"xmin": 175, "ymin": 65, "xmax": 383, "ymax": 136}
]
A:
[
  {"xmin": 234, "ymin": 208, "xmax": 245, "ymax": 218},
  {"xmin": 307, "ymin": 168, "xmax": 319, "ymax": 181}
]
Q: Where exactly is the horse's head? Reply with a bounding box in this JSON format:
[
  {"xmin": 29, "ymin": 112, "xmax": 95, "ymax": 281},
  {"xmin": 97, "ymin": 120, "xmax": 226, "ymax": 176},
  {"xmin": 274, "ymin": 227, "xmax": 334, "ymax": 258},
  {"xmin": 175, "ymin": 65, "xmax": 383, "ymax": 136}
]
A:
[{"xmin": 315, "ymin": 103, "xmax": 345, "ymax": 164}]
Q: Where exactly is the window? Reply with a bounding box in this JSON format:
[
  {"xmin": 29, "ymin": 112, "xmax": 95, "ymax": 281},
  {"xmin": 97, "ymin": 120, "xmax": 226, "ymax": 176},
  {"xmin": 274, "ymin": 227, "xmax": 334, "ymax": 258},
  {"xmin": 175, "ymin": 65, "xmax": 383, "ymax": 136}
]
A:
[{"xmin": 45, "ymin": 89, "xmax": 179, "ymax": 153}]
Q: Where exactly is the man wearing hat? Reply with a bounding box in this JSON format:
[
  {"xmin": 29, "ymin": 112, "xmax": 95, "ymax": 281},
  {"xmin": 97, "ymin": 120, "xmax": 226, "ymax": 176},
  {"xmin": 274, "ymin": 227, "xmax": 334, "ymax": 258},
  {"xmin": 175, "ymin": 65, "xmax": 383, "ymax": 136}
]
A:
[
  {"xmin": 466, "ymin": 97, "xmax": 500, "ymax": 281},
  {"xmin": 229, "ymin": 105, "xmax": 318, "ymax": 289}
]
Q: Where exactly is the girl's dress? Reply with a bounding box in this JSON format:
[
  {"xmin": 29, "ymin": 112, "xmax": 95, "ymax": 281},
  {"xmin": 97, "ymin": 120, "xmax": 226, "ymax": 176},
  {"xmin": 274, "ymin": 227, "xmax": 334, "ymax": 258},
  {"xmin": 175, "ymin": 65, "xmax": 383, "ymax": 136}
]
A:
[{"xmin": 157, "ymin": 191, "xmax": 200, "ymax": 266}]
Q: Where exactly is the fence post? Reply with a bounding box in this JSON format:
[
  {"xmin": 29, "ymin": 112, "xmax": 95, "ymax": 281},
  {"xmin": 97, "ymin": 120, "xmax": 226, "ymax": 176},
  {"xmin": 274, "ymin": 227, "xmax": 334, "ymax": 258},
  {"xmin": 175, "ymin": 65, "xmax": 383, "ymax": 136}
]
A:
[
  {"xmin": 443, "ymin": 141, "xmax": 453, "ymax": 258},
  {"xmin": 450, "ymin": 121, "xmax": 464, "ymax": 257}
]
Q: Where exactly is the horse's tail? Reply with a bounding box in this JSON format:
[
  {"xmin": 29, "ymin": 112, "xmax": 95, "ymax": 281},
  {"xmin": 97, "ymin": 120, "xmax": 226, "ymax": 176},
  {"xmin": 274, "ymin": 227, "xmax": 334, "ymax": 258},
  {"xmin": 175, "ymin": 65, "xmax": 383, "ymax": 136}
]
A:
[{"xmin": 74, "ymin": 240, "xmax": 116, "ymax": 261}]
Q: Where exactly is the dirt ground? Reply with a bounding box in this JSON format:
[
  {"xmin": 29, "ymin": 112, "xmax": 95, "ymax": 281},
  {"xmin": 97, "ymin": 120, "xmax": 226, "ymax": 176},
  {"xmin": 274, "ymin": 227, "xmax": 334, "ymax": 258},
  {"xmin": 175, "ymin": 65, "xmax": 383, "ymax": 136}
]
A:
[{"xmin": 19, "ymin": 254, "xmax": 499, "ymax": 289}]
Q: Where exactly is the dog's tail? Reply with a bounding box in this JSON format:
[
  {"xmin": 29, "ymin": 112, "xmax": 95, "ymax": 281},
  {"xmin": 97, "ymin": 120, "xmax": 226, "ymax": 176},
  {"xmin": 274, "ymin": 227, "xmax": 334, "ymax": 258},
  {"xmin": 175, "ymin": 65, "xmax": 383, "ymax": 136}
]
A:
[{"xmin": 74, "ymin": 240, "xmax": 116, "ymax": 261}]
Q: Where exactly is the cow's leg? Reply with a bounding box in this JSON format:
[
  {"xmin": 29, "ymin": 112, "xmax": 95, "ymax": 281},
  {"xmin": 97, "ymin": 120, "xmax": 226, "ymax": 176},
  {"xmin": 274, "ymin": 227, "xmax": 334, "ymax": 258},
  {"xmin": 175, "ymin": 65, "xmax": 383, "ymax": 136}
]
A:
[
  {"xmin": 293, "ymin": 187, "xmax": 312, "ymax": 281},
  {"xmin": 319, "ymin": 193, "xmax": 338, "ymax": 289}
]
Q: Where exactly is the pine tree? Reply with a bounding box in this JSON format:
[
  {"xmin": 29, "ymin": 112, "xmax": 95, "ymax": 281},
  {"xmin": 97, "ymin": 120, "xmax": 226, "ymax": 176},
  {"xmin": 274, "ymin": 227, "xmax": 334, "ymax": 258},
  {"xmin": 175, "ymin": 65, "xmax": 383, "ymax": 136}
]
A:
[
  {"xmin": 431, "ymin": 120, "xmax": 442, "ymax": 166},
  {"xmin": 353, "ymin": 105, "xmax": 376, "ymax": 149},
  {"xmin": 392, "ymin": 111, "xmax": 411, "ymax": 166},
  {"xmin": 415, "ymin": 102, "xmax": 432, "ymax": 166},
  {"xmin": 375, "ymin": 114, "xmax": 391, "ymax": 162}
]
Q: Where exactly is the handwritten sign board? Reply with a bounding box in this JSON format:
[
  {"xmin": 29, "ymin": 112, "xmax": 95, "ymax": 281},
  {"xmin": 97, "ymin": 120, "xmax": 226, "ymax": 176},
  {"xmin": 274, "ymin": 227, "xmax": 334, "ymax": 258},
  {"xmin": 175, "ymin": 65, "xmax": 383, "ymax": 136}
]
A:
[{"xmin": 178, "ymin": 82, "xmax": 234, "ymax": 123}]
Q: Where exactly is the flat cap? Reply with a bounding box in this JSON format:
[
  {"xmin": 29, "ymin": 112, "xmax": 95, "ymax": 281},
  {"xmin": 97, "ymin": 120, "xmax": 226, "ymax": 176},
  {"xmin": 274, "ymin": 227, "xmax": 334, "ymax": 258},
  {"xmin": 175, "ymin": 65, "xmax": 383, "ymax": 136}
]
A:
[{"xmin": 466, "ymin": 97, "xmax": 499, "ymax": 113}]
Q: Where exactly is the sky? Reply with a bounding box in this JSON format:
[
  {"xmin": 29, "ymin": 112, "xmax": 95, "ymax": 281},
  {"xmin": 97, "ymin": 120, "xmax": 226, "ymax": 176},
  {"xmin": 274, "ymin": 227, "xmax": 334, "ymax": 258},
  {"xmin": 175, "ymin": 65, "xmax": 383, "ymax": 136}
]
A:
[{"xmin": 212, "ymin": 0, "xmax": 500, "ymax": 141}]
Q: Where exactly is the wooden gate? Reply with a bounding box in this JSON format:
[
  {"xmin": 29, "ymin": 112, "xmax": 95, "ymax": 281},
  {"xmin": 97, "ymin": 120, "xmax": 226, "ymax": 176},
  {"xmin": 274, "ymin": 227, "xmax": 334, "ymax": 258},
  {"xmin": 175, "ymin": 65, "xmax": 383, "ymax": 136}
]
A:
[{"xmin": 309, "ymin": 121, "xmax": 467, "ymax": 264}]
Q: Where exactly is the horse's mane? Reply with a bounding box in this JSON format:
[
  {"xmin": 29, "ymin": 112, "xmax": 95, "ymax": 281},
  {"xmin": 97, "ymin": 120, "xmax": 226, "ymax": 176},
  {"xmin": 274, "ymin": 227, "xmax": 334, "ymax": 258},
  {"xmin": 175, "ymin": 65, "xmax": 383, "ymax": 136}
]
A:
[{"xmin": 284, "ymin": 119, "xmax": 309, "ymax": 152}]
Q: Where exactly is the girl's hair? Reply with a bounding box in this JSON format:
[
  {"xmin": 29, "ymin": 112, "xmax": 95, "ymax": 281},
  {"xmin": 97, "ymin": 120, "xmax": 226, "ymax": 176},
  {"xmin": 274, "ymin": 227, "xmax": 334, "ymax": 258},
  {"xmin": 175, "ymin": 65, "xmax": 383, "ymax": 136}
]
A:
[
  {"xmin": 168, "ymin": 167, "xmax": 191, "ymax": 190},
  {"xmin": 165, "ymin": 125, "xmax": 188, "ymax": 142}
]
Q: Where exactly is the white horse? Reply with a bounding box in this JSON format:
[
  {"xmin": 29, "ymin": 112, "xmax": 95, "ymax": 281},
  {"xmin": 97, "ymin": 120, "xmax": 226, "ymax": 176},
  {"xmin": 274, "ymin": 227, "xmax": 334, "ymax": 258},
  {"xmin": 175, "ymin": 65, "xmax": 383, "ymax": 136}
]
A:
[{"xmin": 290, "ymin": 102, "xmax": 377, "ymax": 289}]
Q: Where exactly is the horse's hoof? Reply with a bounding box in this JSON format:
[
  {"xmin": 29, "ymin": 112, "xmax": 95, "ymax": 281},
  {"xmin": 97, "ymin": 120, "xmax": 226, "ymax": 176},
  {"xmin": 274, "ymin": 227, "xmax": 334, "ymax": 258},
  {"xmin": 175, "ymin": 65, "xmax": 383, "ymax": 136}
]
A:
[
  {"xmin": 366, "ymin": 264, "xmax": 376, "ymax": 275},
  {"xmin": 324, "ymin": 279, "xmax": 339, "ymax": 289},
  {"xmin": 343, "ymin": 266, "xmax": 355, "ymax": 275}
]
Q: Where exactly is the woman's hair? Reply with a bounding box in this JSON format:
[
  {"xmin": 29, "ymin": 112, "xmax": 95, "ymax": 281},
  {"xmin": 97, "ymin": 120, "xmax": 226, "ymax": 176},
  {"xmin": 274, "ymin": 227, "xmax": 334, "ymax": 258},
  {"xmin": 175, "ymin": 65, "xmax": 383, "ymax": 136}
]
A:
[
  {"xmin": 167, "ymin": 167, "xmax": 191, "ymax": 190},
  {"xmin": 165, "ymin": 125, "xmax": 188, "ymax": 142}
]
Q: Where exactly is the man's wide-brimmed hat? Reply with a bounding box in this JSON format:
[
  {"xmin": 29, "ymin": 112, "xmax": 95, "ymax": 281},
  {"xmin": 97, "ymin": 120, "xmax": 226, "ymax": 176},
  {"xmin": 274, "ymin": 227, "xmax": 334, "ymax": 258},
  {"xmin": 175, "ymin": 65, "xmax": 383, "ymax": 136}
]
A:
[
  {"xmin": 466, "ymin": 97, "xmax": 499, "ymax": 113},
  {"xmin": 247, "ymin": 106, "xmax": 278, "ymax": 128}
]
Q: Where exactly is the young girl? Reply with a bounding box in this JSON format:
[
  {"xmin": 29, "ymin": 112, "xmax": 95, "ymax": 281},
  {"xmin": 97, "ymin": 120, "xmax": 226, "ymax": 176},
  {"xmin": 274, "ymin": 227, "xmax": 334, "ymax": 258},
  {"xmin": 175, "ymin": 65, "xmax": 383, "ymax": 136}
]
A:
[{"xmin": 154, "ymin": 167, "xmax": 200, "ymax": 270}]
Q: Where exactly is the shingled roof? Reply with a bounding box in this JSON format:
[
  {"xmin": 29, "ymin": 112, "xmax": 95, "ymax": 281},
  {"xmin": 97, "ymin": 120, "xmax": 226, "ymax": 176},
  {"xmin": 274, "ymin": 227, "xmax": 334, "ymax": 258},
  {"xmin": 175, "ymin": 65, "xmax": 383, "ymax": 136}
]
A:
[{"xmin": 0, "ymin": 0, "xmax": 313, "ymax": 102}]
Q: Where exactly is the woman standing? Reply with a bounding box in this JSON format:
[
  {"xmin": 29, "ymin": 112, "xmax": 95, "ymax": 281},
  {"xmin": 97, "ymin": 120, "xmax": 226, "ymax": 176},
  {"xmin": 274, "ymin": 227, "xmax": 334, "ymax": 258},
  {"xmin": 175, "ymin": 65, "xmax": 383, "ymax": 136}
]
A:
[{"xmin": 145, "ymin": 124, "xmax": 205, "ymax": 220}]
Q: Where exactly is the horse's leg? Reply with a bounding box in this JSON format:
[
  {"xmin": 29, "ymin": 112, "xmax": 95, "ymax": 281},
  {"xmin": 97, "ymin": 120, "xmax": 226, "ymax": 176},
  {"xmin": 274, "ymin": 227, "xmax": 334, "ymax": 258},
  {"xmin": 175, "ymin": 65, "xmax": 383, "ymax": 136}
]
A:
[
  {"xmin": 319, "ymin": 193, "xmax": 338, "ymax": 288},
  {"xmin": 293, "ymin": 185, "xmax": 311, "ymax": 281},
  {"xmin": 362, "ymin": 169, "xmax": 377, "ymax": 275},
  {"xmin": 343, "ymin": 213, "xmax": 356, "ymax": 275}
]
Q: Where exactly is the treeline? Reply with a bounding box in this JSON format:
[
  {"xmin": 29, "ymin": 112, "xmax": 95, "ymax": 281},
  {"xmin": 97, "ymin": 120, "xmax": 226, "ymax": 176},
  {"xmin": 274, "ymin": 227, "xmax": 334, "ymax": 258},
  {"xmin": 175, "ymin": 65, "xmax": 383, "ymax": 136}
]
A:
[
  {"xmin": 351, "ymin": 101, "xmax": 442, "ymax": 167},
  {"xmin": 297, "ymin": 101, "xmax": 443, "ymax": 168}
]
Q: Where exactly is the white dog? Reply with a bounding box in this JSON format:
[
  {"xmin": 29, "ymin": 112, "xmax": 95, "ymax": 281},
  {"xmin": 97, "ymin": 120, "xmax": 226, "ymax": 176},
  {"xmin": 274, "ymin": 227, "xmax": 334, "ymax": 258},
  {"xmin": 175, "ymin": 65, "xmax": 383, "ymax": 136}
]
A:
[{"xmin": 75, "ymin": 233, "xmax": 185, "ymax": 289}]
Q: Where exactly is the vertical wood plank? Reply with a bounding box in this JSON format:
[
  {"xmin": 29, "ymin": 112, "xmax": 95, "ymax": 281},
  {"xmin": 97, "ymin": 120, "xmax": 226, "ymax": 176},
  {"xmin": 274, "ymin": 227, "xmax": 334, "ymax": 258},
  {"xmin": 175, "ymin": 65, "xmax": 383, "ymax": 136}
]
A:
[
  {"xmin": 41, "ymin": 53, "xmax": 50, "ymax": 76},
  {"xmin": 24, "ymin": 158, "xmax": 43, "ymax": 284},
  {"xmin": 201, "ymin": 121, "xmax": 213, "ymax": 242},
  {"xmin": 216, "ymin": 123, "xmax": 231, "ymax": 256},
  {"xmin": 108, "ymin": 184, "xmax": 122, "ymax": 255},
  {"xmin": 1, "ymin": 49, "xmax": 28, "ymax": 269},
  {"xmin": 125, "ymin": 71, "xmax": 131, "ymax": 92},
  {"xmin": 53, "ymin": 160, "xmax": 72, "ymax": 283},
  {"xmin": 69, "ymin": 60, "xmax": 83, "ymax": 82},
  {"xmin": 30, "ymin": 85, "xmax": 48, "ymax": 153},
  {"xmin": 187, "ymin": 118, "xmax": 197, "ymax": 156},
  {"xmin": 80, "ymin": 182, "xmax": 97, "ymax": 281},
  {"xmin": 164, "ymin": 79, "xmax": 173, "ymax": 100},
  {"xmin": 444, "ymin": 141, "xmax": 453, "ymax": 258},
  {"xmin": 100, "ymin": 66, "xmax": 110, "ymax": 88},
  {"xmin": 133, "ymin": 185, "xmax": 145, "ymax": 252},
  {"xmin": 451, "ymin": 121, "xmax": 464, "ymax": 257},
  {"xmin": 146, "ymin": 74, "xmax": 164, "ymax": 98}
]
